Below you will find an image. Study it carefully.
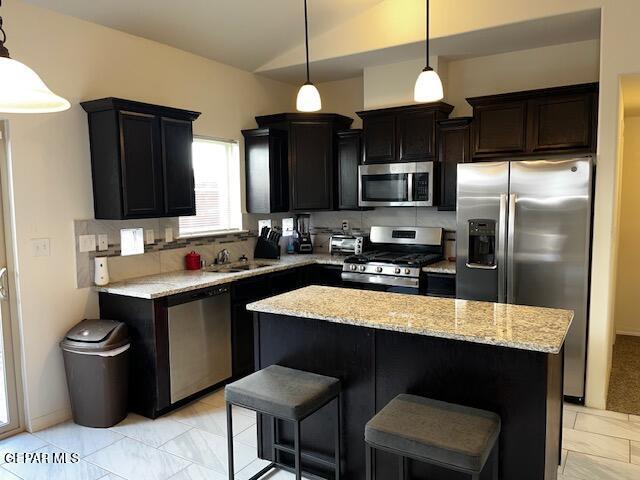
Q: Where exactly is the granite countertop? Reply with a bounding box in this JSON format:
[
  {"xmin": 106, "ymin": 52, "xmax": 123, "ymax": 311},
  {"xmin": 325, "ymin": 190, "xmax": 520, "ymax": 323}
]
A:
[
  {"xmin": 422, "ymin": 260, "xmax": 456, "ymax": 275},
  {"xmin": 95, "ymin": 254, "xmax": 344, "ymax": 299},
  {"xmin": 247, "ymin": 285, "xmax": 573, "ymax": 353}
]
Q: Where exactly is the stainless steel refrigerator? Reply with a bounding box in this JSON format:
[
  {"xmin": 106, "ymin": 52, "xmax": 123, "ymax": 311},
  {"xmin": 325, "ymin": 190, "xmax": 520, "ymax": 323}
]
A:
[{"xmin": 456, "ymin": 157, "xmax": 593, "ymax": 401}]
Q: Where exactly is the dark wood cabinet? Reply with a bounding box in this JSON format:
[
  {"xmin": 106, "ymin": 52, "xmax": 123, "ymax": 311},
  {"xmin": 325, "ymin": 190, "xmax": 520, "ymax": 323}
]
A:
[
  {"xmin": 467, "ymin": 83, "xmax": 598, "ymax": 160},
  {"xmin": 357, "ymin": 103, "xmax": 453, "ymax": 164},
  {"xmin": 81, "ymin": 98, "xmax": 200, "ymax": 220},
  {"xmin": 437, "ymin": 117, "xmax": 472, "ymax": 211},
  {"xmin": 337, "ymin": 130, "xmax": 363, "ymax": 210},
  {"xmin": 242, "ymin": 128, "xmax": 288, "ymax": 213},
  {"xmin": 255, "ymin": 113, "xmax": 353, "ymax": 212},
  {"xmin": 161, "ymin": 117, "xmax": 196, "ymax": 216}
]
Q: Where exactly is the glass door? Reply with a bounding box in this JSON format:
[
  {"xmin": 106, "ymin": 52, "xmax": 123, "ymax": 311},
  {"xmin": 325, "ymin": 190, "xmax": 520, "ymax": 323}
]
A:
[{"xmin": 0, "ymin": 122, "xmax": 20, "ymax": 436}]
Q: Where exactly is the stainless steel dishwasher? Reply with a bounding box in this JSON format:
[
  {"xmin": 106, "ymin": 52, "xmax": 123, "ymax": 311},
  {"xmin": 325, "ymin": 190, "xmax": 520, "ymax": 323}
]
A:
[{"xmin": 167, "ymin": 285, "xmax": 232, "ymax": 404}]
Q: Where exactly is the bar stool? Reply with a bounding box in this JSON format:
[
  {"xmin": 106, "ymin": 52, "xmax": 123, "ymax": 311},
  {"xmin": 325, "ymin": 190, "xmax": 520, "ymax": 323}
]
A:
[
  {"xmin": 225, "ymin": 365, "xmax": 341, "ymax": 480},
  {"xmin": 365, "ymin": 394, "xmax": 500, "ymax": 480}
]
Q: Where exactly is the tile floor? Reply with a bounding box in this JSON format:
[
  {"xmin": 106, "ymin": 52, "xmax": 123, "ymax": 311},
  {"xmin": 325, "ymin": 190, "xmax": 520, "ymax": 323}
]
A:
[{"xmin": 0, "ymin": 390, "xmax": 639, "ymax": 479}]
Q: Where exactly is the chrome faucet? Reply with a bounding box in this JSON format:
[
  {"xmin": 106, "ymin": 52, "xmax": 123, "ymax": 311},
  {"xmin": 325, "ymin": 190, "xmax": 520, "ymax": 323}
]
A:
[{"xmin": 216, "ymin": 248, "xmax": 231, "ymax": 265}]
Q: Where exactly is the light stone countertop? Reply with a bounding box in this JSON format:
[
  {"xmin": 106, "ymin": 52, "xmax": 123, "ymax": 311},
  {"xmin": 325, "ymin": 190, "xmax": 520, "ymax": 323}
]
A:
[
  {"xmin": 94, "ymin": 254, "xmax": 345, "ymax": 299},
  {"xmin": 422, "ymin": 260, "xmax": 456, "ymax": 275},
  {"xmin": 247, "ymin": 285, "xmax": 573, "ymax": 354}
]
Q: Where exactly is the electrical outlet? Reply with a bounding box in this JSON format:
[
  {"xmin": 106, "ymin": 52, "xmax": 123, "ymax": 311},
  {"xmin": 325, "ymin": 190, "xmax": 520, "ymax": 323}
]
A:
[
  {"xmin": 31, "ymin": 238, "xmax": 51, "ymax": 257},
  {"xmin": 342, "ymin": 220, "xmax": 349, "ymax": 232},
  {"xmin": 145, "ymin": 229, "xmax": 155, "ymax": 245},
  {"xmin": 164, "ymin": 227, "xmax": 174, "ymax": 243},
  {"xmin": 97, "ymin": 234, "xmax": 108, "ymax": 251},
  {"xmin": 78, "ymin": 234, "xmax": 96, "ymax": 253}
]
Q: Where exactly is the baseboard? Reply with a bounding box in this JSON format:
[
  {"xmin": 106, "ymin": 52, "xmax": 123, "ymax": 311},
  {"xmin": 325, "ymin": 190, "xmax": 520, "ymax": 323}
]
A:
[
  {"xmin": 26, "ymin": 407, "xmax": 72, "ymax": 433},
  {"xmin": 616, "ymin": 329, "xmax": 640, "ymax": 337}
]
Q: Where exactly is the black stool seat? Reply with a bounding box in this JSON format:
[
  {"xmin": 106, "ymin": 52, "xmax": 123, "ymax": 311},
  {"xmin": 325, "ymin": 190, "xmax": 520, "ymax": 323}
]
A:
[
  {"xmin": 365, "ymin": 394, "xmax": 500, "ymax": 472},
  {"xmin": 225, "ymin": 365, "xmax": 340, "ymax": 420},
  {"xmin": 225, "ymin": 365, "xmax": 342, "ymax": 480}
]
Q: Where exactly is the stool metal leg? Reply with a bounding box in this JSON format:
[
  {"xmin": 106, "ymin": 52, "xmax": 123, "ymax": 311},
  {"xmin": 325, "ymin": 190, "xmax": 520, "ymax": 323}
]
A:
[
  {"xmin": 364, "ymin": 443, "xmax": 376, "ymax": 480},
  {"xmin": 271, "ymin": 416, "xmax": 278, "ymax": 464},
  {"xmin": 294, "ymin": 420, "xmax": 302, "ymax": 480},
  {"xmin": 226, "ymin": 402, "xmax": 234, "ymax": 480},
  {"xmin": 399, "ymin": 456, "xmax": 406, "ymax": 480},
  {"xmin": 493, "ymin": 441, "xmax": 499, "ymax": 480},
  {"xmin": 335, "ymin": 394, "xmax": 341, "ymax": 480}
]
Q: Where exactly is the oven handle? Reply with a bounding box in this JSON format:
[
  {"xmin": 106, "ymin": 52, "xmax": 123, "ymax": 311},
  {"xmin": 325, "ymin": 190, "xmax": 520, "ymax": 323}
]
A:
[
  {"xmin": 341, "ymin": 272, "xmax": 420, "ymax": 289},
  {"xmin": 408, "ymin": 173, "xmax": 414, "ymax": 202}
]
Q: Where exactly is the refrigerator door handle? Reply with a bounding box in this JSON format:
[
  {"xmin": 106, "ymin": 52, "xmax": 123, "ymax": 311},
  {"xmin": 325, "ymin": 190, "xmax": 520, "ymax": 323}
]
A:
[
  {"xmin": 497, "ymin": 194, "xmax": 508, "ymax": 303},
  {"xmin": 507, "ymin": 193, "xmax": 517, "ymax": 304}
]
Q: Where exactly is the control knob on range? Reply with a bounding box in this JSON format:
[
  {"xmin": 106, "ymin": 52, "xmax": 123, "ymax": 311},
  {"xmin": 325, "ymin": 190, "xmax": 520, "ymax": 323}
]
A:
[
  {"xmin": 394, "ymin": 267, "xmax": 401, "ymax": 274},
  {"xmin": 359, "ymin": 265, "xmax": 366, "ymax": 272},
  {"xmin": 350, "ymin": 264, "xmax": 357, "ymax": 271},
  {"xmin": 405, "ymin": 268, "xmax": 411, "ymax": 275},
  {"xmin": 376, "ymin": 267, "xmax": 383, "ymax": 273}
]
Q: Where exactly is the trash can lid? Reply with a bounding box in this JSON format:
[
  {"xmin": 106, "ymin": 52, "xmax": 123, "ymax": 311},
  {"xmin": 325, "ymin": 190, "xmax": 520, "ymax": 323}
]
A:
[{"xmin": 61, "ymin": 319, "xmax": 129, "ymax": 353}]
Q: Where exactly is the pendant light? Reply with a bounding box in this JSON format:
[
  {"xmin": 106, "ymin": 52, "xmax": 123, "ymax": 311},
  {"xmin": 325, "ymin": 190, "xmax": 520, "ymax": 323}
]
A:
[
  {"xmin": 0, "ymin": 0, "xmax": 70, "ymax": 113},
  {"xmin": 414, "ymin": 0, "xmax": 443, "ymax": 103},
  {"xmin": 296, "ymin": 0, "xmax": 321, "ymax": 112}
]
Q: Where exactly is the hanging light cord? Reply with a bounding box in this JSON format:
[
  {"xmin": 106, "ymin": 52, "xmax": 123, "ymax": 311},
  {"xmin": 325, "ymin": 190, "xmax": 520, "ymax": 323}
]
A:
[
  {"xmin": 304, "ymin": 0, "xmax": 310, "ymax": 83},
  {"xmin": 425, "ymin": 0, "xmax": 430, "ymax": 70},
  {"xmin": 0, "ymin": 0, "xmax": 9, "ymax": 58}
]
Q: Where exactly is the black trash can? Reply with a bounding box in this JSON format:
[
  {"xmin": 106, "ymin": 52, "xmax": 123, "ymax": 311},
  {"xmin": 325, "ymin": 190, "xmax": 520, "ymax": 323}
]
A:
[{"xmin": 60, "ymin": 319, "xmax": 130, "ymax": 428}]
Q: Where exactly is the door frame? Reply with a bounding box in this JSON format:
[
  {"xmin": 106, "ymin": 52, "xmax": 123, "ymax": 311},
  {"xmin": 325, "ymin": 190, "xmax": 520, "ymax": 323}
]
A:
[{"xmin": 0, "ymin": 120, "xmax": 26, "ymax": 438}]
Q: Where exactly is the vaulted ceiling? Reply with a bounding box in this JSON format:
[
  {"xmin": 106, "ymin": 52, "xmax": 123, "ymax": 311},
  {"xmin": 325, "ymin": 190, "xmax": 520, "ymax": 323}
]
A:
[{"xmin": 26, "ymin": 0, "xmax": 600, "ymax": 84}]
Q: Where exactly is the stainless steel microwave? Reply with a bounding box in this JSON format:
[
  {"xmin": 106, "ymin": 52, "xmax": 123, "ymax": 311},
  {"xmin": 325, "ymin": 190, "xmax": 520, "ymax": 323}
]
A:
[{"xmin": 358, "ymin": 162, "xmax": 434, "ymax": 207}]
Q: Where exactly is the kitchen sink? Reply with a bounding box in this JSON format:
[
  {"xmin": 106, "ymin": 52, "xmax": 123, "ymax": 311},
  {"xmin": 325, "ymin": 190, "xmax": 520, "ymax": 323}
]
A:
[{"xmin": 205, "ymin": 262, "xmax": 274, "ymax": 274}]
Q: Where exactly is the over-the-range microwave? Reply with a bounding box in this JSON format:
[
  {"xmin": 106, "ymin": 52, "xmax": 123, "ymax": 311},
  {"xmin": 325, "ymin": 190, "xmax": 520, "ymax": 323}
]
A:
[{"xmin": 358, "ymin": 161, "xmax": 434, "ymax": 207}]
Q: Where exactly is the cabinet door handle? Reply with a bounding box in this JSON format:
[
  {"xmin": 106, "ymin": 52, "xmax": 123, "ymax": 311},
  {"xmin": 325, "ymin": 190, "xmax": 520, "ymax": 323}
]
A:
[{"xmin": 0, "ymin": 267, "xmax": 8, "ymax": 301}]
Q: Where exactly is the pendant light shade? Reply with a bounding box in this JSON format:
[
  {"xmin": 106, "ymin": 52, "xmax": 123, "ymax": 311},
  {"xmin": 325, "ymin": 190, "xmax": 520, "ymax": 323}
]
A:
[
  {"xmin": 0, "ymin": 1, "xmax": 70, "ymax": 113},
  {"xmin": 296, "ymin": 0, "xmax": 321, "ymax": 112},
  {"xmin": 414, "ymin": 0, "xmax": 443, "ymax": 103},
  {"xmin": 296, "ymin": 82, "xmax": 321, "ymax": 112},
  {"xmin": 414, "ymin": 67, "xmax": 443, "ymax": 103},
  {"xmin": 0, "ymin": 57, "xmax": 70, "ymax": 113}
]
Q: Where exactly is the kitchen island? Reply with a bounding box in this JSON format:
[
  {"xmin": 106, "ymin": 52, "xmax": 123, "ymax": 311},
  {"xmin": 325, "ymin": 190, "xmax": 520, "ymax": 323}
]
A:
[{"xmin": 247, "ymin": 285, "xmax": 573, "ymax": 480}]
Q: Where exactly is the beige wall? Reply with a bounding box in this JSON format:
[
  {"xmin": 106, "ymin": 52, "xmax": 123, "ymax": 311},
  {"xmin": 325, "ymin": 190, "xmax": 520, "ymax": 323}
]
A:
[
  {"xmin": 614, "ymin": 116, "xmax": 640, "ymax": 335},
  {"xmin": 2, "ymin": 0, "xmax": 295, "ymax": 431},
  {"xmin": 316, "ymin": 76, "xmax": 365, "ymax": 128},
  {"xmin": 362, "ymin": 40, "xmax": 600, "ymax": 114}
]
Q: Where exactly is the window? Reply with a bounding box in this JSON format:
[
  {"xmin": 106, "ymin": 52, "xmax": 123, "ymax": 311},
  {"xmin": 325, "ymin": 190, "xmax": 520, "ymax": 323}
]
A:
[{"xmin": 179, "ymin": 137, "xmax": 242, "ymax": 236}]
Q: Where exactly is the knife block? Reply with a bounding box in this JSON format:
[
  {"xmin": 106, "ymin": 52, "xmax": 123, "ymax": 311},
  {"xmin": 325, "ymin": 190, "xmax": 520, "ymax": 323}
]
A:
[{"xmin": 254, "ymin": 236, "xmax": 281, "ymax": 259}]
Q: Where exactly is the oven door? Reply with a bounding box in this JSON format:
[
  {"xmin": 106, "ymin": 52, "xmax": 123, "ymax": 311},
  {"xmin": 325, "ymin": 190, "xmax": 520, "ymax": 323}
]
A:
[{"xmin": 358, "ymin": 162, "xmax": 433, "ymax": 207}]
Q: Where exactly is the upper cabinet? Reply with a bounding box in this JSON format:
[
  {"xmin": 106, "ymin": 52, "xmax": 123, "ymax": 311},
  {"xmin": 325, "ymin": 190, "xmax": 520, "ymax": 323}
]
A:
[
  {"xmin": 81, "ymin": 98, "xmax": 200, "ymax": 220},
  {"xmin": 254, "ymin": 113, "xmax": 353, "ymax": 212},
  {"xmin": 467, "ymin": 83, "xmax": 598, "ymax": 160},
  {"xmin": 437, "ymin": 117, "xmax": 472, "ymax": 211},
  {"xmin": 337, "ymin": 130, "xmax": 363, "ymax": 210},
  {"xmin": 242, "ymin": 128, "xmax": 288, "ymax": 214},
  {"xmin": 357, "ymin": 103, "xmax": 453, "ymax": 164}
]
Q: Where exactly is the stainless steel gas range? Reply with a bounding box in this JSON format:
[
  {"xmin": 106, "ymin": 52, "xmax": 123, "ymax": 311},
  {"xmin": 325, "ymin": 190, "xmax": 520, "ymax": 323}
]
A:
[{"xmin": 341, "ymin": 226, "xmax": 444, "ymax": 294}]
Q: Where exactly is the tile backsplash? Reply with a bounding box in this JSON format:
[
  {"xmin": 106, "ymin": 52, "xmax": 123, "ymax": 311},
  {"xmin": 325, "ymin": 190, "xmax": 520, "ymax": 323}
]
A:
[
  {"xmin": 309, "ymin": 207, "xmax": 457, "ymax": 258},
  {"xmin": 74, "ymin": 217, "xmax": 256, "ymax": 288}
]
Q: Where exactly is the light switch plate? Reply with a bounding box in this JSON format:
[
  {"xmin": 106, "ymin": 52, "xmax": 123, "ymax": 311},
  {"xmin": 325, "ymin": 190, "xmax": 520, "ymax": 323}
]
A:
[
  {"xmin": 97, "ymin": 234, "xmax": 108, "ymax": 251},
  {"xmin": 120, "ymin": 228, "xmax": 145, "ymax": 256},
  {"xmin": 164, "ymin": 227, "xmax": 173, "ymax": 243},
  {"xmin": 78, "ymin": 234, "xmax": 96, "ymax": 253},
  {"xmin": 31, "ymin": 238, "xmax": 50, "ymax": 257},
  {"xmin": 145, "ymin": 229, "xmax": 155, "ymax": 245},
  {"xmin": 282, "ymin": 218, "xmax": 294, "ymax": 236}
]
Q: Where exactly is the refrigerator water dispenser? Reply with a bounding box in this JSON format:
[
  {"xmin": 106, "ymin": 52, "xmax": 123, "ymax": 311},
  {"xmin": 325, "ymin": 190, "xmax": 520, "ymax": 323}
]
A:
[{"xmin": 467, "ymin": 219, "xmax": 496, "ymax": 268}]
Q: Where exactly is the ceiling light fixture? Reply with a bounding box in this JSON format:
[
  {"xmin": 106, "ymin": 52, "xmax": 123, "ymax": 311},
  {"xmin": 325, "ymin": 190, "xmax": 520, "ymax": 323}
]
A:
[
  {"xmin": 296, "ymin": 0, "xmax": 321, "ymax": 112},
  {"xmin": 0, "ymin": 0, "xmax": 70, "ymax": 113},
  {"xmin": 414, "ymin": 0, "xmax": 443, "ymax": 103}
]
